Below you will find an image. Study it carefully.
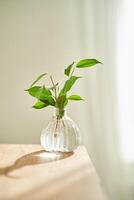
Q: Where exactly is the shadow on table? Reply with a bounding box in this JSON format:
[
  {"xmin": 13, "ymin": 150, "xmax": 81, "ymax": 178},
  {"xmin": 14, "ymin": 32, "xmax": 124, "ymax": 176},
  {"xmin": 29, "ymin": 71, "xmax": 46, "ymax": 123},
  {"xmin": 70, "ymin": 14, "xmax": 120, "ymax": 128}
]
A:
[{"xmin": 0, "ymin": 150, "xmax": 73, "ymax": 178}]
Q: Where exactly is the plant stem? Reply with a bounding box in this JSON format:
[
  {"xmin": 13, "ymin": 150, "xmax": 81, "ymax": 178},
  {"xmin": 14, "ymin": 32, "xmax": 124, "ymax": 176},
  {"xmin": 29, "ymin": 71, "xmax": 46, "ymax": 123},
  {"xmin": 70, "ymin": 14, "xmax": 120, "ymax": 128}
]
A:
[
  {"xmin": 56, "ymin": 107, "xmax": 65, "ymax": 118},
  {"xmin": 50, "ymin": 75, "xmax": 57, "ymax": 100}
]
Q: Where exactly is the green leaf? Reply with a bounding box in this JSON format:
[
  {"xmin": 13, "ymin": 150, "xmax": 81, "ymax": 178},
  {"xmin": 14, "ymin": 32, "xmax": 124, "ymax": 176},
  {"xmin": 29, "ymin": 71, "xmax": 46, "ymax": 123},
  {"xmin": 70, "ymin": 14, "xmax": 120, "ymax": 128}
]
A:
[
  {"xmin": 68, "ymin": 95, "xmax": 83, "ymax": 101},
  {"xmin": 32, "ymin": 101, "xmax": 48, "ymax": 109},
  {"xmin": 64, "ymin": 62, "xmax": 75, "ymax": 76},
  {"xmin": 76, "ymin": 59, "xmax": 102, "ymax": 68},
  {"xmin": 42, "ymin": 95, "xmax": 55, "ymax": 106},
  {"xmin": 26, "ymin": 86, "xmax": 51, "ymax": 98},
  {"xmin": 26, "ymin": 86, "xmax": 55, "ymax": 106},
  {"xmin": 60, "ymin": 76, "xmax": 81, "ymax": 95},
  {"xmin": 26, "ymin": 86, "xmax": 42, "ymax": 97},
  {"xmin": 30, "ymin": 73, "xmax": 47, "ymax": 87}
]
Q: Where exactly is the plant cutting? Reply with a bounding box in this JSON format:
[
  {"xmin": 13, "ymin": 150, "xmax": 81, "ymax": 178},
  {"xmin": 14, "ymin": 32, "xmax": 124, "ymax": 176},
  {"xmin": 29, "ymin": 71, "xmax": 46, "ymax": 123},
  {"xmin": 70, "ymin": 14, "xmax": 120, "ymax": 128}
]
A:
[{"xmin": 26, "ymin": 58, "xmax": 102, "ymax": 152}]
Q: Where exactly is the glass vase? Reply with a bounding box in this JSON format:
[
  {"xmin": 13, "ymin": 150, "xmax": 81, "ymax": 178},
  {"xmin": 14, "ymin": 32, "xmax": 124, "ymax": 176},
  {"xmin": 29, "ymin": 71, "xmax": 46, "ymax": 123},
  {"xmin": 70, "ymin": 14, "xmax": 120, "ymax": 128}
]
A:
[{"xmin": 40, "ymin": 108, "xmax": 80, "ymax": 152}]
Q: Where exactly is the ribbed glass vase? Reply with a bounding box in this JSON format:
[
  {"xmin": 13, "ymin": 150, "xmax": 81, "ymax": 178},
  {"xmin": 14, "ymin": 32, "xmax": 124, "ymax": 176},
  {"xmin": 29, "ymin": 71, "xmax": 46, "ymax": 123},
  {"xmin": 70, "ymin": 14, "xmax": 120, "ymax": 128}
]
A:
[{"xmin": 40, "ymin": 108, "xmax": 80, "ymax": 152}]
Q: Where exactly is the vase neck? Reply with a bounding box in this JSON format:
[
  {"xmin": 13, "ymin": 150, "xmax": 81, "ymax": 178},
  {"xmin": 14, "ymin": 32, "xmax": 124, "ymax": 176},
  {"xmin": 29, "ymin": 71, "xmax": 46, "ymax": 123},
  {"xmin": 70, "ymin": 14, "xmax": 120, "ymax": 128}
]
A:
[{"xmin": 55, "ymin": 108, "xmax": 66, "ymax": 118}]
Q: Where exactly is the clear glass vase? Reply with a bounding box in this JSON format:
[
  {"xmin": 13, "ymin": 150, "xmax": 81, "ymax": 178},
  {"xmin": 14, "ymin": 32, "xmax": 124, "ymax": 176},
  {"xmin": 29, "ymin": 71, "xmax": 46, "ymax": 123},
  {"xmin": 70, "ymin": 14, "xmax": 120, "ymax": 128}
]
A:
[{"xmin": 40, "ymin": 108, "xmax": 80, "ymax": 152}]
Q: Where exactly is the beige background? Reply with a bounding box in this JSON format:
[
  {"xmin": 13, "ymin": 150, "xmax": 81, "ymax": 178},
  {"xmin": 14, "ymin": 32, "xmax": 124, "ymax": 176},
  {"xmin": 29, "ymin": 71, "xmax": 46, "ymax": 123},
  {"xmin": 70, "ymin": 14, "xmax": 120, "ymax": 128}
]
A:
[{"xmin": 0, "ymin": 0, "xmax": 96, "ymax": 146}]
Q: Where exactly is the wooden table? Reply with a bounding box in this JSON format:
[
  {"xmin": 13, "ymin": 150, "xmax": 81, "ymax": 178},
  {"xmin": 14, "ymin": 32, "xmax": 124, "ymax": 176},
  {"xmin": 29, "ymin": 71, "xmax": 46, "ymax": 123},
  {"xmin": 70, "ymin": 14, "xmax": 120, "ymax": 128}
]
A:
[{"xmin": 0, "ymin": 144, "xmax": 107, "ymax": 200}]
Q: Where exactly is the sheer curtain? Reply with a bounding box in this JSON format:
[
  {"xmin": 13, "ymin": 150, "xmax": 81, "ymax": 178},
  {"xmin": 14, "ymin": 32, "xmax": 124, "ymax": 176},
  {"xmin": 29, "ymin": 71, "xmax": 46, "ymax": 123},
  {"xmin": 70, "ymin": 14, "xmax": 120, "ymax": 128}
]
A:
[{"xmin": 77, "ymin": 0, "xmax": 134, "ymax": 200}]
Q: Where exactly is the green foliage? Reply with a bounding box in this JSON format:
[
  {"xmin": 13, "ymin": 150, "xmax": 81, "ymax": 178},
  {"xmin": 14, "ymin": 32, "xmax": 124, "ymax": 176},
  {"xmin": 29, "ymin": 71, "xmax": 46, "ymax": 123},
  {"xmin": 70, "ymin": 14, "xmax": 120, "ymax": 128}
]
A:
[
  {"xmin": 32, "ymin": 101, "xmax": 48, "ymax": 109},
  {"xmin": 26, "ymin": 86, "xmax": 50, "ymax": 98},
  {"xmin": 76, "ymin": 59, "xmax": 102, "ymax": 68},
  {"xmin": 30, "ymin": 73, "xmax": 47, "ymax": 87},
  {"xmin": 64, "ymin": 62, "xmax": 75, "ymax": 76},
  {"xmin": 68, "ymin": 95, "xmax": 83, "ymax": 101},
  {"xmin": 25, "ymin": 58, "xmax": 102, "ymax": 117},
  {"xmin": 26, "ymin": 86, "xmax": 55, "ymax": 106},
  {"xmin": 59, "ymin": 76, "xmax": 81, "ymax": 96}
]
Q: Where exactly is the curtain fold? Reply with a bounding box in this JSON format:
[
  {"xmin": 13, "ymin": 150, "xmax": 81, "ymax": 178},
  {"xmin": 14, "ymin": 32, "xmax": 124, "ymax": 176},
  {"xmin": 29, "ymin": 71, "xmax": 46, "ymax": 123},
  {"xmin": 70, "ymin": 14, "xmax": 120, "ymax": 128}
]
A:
[{"xmin": 77, "ymin": 0, "xmax": 134, "ymax": 199}]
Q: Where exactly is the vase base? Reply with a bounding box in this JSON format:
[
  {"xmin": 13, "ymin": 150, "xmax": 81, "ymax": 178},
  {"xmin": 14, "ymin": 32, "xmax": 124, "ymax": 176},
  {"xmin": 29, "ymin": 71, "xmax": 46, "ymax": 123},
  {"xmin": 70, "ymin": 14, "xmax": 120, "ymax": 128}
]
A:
[{"xmin": 41, "ymin": 144, "xmax": 78, "ymax": 153}]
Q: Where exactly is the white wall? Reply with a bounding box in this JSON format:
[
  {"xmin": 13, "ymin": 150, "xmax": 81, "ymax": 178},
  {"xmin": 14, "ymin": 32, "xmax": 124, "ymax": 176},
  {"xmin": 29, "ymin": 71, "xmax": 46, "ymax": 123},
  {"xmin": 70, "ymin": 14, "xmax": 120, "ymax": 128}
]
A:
[{"xmin": 0, "ymin": 0, "xmax": 93, "ymax": 145}]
